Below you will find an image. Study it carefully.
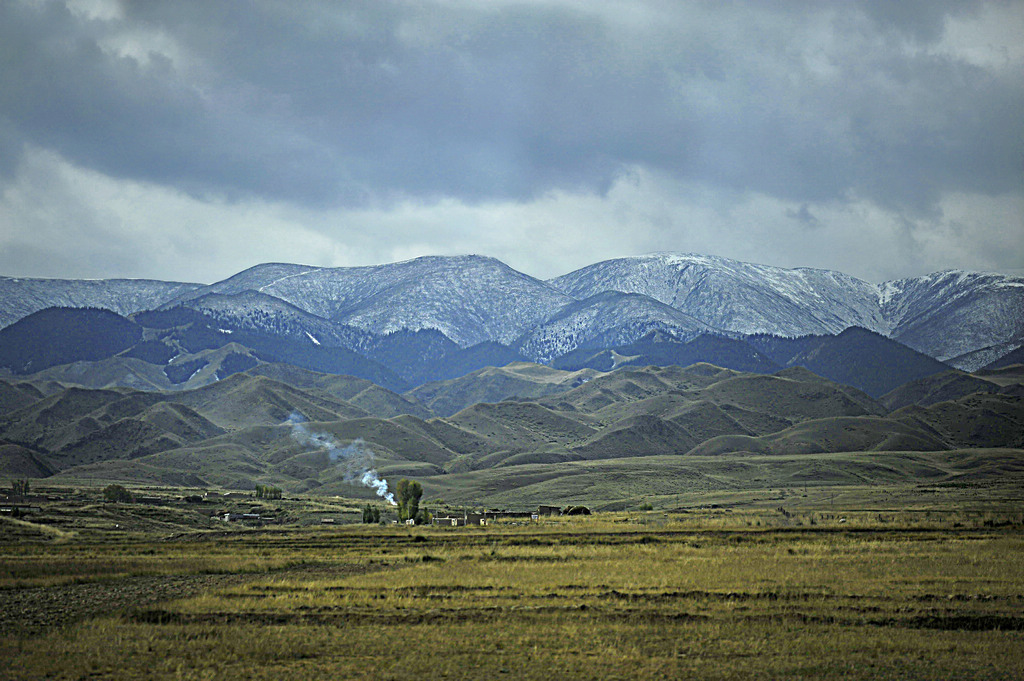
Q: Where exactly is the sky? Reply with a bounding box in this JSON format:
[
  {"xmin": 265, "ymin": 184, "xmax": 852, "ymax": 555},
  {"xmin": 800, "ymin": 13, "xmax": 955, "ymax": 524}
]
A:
[{"xmin": 1, "ymin": 0, "xmax": 1022, "ymax": 285}]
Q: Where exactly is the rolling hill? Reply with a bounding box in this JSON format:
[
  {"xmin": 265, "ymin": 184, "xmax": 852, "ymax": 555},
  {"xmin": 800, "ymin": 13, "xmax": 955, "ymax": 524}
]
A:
[
  {"xmin": 408, "ymin": 362, "xmax": 598, "ymax": 417},
  {"xmin": 2, "ymin": 357, "xmax": 1018, "ymax": 509}
]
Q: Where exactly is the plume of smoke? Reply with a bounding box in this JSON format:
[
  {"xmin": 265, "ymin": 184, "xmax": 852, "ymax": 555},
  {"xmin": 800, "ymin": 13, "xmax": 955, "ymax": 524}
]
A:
[{"xmin": 286, "ymin": 412, "xmax": 396, "ymax": 505}]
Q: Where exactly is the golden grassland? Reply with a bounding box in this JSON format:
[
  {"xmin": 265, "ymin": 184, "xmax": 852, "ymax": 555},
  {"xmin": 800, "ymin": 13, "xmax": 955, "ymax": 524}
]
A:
[{"xmin": 2, "ymin": 508, "xmax": 1023, "ymax": 680}]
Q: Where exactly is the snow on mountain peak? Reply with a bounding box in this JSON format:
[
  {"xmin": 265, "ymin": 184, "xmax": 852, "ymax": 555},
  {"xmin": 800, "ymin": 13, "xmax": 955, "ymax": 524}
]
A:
[
  {"xmin": 549, "ymin": 252, "xmax": 883, "ymax": 338},
  {"xmin": 1, "ymin": 254, "xmax": 1020, "ymax": 367}
]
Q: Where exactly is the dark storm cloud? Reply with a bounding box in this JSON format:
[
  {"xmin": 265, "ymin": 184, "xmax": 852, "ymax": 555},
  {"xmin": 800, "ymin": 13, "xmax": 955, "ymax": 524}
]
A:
[
  {"xmin": 1, "ymin": 0, "xmax": 1019, "ymax": 213},
  {"xmin": 787, "ymin": 204, "xmax": 821, "ymax": 229},
  {"xmin": 0, "ymin": 1, "xmax": 343, "ymax": 203},
  {"xmin": 0, "ymin": 0, "xmax": 1021, "ymax": 286},
  {"xmin": 859, "ymin": 0, "xmax": 974, "ymax": 42}
]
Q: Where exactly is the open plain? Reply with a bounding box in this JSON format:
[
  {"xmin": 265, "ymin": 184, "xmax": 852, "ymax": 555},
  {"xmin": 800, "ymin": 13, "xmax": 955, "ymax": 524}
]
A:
[{"xmin": 2, "ymin": 486, "xmax": 1022, "ymax": 680}]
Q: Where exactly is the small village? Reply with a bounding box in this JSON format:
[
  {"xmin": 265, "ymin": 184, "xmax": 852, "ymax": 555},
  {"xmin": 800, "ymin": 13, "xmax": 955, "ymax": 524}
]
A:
[
  {"xmin": 427, "ymin": 505, "xmax": 589, "ymax": 527},
  {"xmin": 2, "ymin": 482, "xmax": 589, "ymax": 532}
]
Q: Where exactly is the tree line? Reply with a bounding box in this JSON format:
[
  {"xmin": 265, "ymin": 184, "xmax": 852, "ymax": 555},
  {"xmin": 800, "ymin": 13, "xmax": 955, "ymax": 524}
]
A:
[{"xmin": 362, "ymin": 478, "xmax": 432, "ymax": 525}]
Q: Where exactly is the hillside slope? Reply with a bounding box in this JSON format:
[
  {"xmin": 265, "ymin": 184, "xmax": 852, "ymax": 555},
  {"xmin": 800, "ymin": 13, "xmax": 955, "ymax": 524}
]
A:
[{"xmin": 4, "ymin": 357, "xmax": 1021, "ymax": 505}]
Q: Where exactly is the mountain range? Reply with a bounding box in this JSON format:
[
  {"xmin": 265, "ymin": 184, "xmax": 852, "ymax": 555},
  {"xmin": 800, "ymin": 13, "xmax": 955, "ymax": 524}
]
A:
[
  {"xmin": 1, "ymin": 252, "xmax": 1021, "ymax": 505},
  {"xmin": 2, "ymin": 254, "xmax": 1022, "ymax": 377}
]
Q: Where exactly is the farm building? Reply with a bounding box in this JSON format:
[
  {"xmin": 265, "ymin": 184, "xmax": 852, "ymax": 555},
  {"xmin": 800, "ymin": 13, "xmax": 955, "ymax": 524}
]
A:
[
  {"xmin": 433, "ymin": 512, "xmax": 487, "ymax": 527},
  {"xmin": 0, "ymin": 504, "xmax": 42, "ymax": 515},
  {"xmin": 432, "ymin": 508, "xmax": 551, "ymax": 527}
]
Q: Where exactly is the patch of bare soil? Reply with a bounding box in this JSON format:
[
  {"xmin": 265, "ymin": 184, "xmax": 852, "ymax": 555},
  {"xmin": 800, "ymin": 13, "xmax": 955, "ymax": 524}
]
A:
[
  {"xmin": 0, "ymin": 574, "xmax": 246, "ymax": 637},
  {"xmin": 0, "ymin": 563, "xmax": 381, "ymax": 638}
]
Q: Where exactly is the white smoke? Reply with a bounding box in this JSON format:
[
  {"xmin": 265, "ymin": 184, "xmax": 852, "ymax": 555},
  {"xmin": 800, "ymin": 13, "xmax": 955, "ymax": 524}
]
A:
[{"xmin": 286, "ymin": 412, "xmax": 396, "ymax": 505}]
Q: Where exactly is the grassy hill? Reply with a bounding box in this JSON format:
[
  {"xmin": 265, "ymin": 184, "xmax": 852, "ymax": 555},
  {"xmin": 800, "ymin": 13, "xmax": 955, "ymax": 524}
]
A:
[
  {"xmin": 686, "ymin": 416, "xmax": 949, "ymax": 457},
  {"xmin": 0, "ymin": 381, "xmax": 46, "ymax": 417},
  {"xmin": 411, "ymin": 448, "xmax": 1024, "ymax": 510},
  {"xmin": 247, "ymin": 364, "xmax": 432, "ymax": 419},
  {"xmin": 0, "ymin": 442, "xmax": 53, "ymax": 478},
  {"xmin": 407, "ymin": 362, "xmax": 598, "ymax": 417},
  {"xmin": 891, "ymin": 394, "xmax": 1024, "ymax": 449},
  {"xmin": 3, "ymin": 359, "xmax": 1021, "ymax": 507}
]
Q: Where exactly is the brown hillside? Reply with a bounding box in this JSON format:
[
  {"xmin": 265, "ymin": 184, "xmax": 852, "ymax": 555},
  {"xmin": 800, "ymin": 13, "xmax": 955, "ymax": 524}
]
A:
[
  {"xmin": 701, "ymin": 374, "xmax": 884, "ymax": 421},
  {"xmin": 572, "ymin": 414, "xmax": 697, "ymax": 459},
  {"xmin": 172, "ymin": 374, "xmax": 371, "ymax": 429},
  {"xmin": 0, "ymin": 442, "xmax": 53, "ymax": 478},
  {"xmin": 248, "ymin": 363, "xmax": 431, "ymax": 418},
  {"xmin": 892, "ymin": 394, "xmax": 1024, "ymax": 449},
  {"xmin": 0, "ymin": 380, "xmax": 44, "ymax": 417},
  {"xmin": 688, "ymin": 416, "xmax": 949, "ymax": 456},
  {"xmin": 408, "ymin": 362, "xmax": 596, "ymax": 417},
  {"xmin": 880, "ymin": 370, "xmax": 1000, "ymax": 410}
]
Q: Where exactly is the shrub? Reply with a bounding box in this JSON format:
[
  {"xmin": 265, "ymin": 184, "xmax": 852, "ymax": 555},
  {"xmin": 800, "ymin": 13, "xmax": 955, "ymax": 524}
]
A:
[
  {"xmin": 563, "ymin": 505, "xmax": 591, "ymax": 516},
  {"xmin": 103, "ymin": 484, "xmax": 133, "ymax": 503}
]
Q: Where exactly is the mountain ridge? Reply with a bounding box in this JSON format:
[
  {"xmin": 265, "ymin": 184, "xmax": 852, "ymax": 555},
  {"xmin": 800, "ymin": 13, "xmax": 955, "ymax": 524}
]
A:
[{"xmin": 1, "ymin": 253, "xmax": 1021, "ymax": 374}]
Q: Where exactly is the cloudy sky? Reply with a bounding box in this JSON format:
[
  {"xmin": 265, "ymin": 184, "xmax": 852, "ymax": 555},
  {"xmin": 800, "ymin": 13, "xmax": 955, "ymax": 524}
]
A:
[{"xmin": 1, "ymin": 0, "xmax": 1022, "ymax": 284}]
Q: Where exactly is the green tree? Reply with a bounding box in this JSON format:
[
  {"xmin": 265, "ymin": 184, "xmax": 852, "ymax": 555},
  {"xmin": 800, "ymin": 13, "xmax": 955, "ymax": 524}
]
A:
[
  {"xmin": 11, "ymin": 479, "xmax": 30, "ymax": 497},
  {"xmin": 255, "ymin": 484, "xmax": 282, "ymax": 499},
  {"xmin": 103, "ymin": 484, "xmax": 133, "ymax": 503},
  {"xmin": 395, "ymin": 479, "xmax": 423, "ymax": 523},
  {"xmin": 362, "ymin": 504, "xmax": 381, "ymax": 524}
]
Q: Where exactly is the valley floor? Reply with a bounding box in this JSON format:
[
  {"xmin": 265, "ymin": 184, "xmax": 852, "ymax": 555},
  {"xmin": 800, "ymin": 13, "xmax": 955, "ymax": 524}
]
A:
[{"xmin": 2, "ymin": 499, "xmax": 1023, "ymax": 680}]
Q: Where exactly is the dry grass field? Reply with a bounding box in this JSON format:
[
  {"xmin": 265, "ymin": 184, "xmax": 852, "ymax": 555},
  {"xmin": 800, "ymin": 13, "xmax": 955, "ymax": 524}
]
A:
[{"xmin": 2, "ymin": 502, "xmax": 1023, "ymax": 680}]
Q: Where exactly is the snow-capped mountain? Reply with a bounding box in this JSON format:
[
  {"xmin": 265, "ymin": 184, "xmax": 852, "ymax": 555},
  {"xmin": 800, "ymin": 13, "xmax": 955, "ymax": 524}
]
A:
[
  {"xmin": 175, "ymin": 290, "xmax": 375, "ymax": 350},
  {"xmin": 516, "ymin": 291, "xmax": 719, "ymax": 363},
  {"xmin": 879, "ymin": 271, "xmax": 1024, "ymax": 361},
  {"xmin": 548, "ymin": 253, "xmax": 886, "ymax": 338},
  {"xmin": 1, "ymin": 253, "xmax": 1020, "ymax": 369},
  {"xmin": 0, "ymin": 276, "xmax": 201, "ymax": 329},
  {"xmin": 168, "ymin": 255, "xmax": 574, "ymax": 347},
  {"xmin": 549, "ymin": 253, "xmax": 1023, "ymax": 365}
]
